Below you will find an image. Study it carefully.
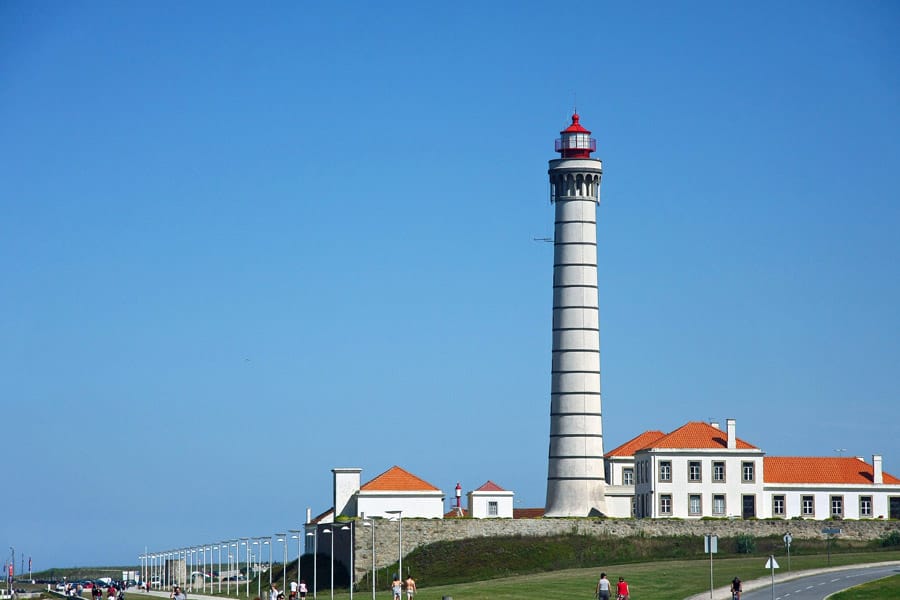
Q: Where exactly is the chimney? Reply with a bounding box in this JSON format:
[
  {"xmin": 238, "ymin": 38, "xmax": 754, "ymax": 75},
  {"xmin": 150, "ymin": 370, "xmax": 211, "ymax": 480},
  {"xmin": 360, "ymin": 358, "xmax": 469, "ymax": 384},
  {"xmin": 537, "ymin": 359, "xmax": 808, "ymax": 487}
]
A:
[
  {"xmin": 873, "ymin": 455, "xmax": 883, "ymax": 484},
  {"xmin": 726, "ymin": 419, "xmax": 736, "ymax": 449},
  {"xmin": 306, "ymin": 507, "xmax": 311, "ymax": 524},
  {"xmin": 710, "ymin": 421, "xmax": 720, "ymax": 430},
  {"xmin": 333, "ymin": 467, "xmax": 362, "ymax": 517}
]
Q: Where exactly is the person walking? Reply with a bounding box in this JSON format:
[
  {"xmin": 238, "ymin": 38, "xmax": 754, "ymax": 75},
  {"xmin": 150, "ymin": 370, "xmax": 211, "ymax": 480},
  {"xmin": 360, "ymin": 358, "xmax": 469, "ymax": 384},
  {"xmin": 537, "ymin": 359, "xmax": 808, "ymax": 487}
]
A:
[
  {"xmin": 731, "ymin": 577, "xmax": 742, "ymax": 599},
  {"xmin": 269, "ymin": 584, "xmax": 279, "ymax": 600},
  {"xmin": 404, "ymin": 576, "xmax": 416, "ymax": 600},
  {"xmin": 615, "ymin": 577, "xmax": 629, "ymax": 600},
  {"xmin": 596, "ymin": 573, "xmax": 610, "ymax": 600},
  {"xmin": 298, "ymin": 580, "xmax": 307, "ymax": 600},
  {"xmin": 290, "ymin": 580, "xmax": 298, "ymax": 600},
  {"xmin": 391, "ymin": 574, "xmax": 401, "ymax": 600}
]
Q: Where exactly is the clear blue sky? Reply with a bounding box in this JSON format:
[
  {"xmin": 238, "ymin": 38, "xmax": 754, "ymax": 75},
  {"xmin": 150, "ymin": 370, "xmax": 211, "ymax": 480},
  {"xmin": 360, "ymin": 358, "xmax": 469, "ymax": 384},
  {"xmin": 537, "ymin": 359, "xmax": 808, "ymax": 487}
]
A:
[{"xmin": 2, "ymin": 1, "xmax": 899, "ymax": 568}]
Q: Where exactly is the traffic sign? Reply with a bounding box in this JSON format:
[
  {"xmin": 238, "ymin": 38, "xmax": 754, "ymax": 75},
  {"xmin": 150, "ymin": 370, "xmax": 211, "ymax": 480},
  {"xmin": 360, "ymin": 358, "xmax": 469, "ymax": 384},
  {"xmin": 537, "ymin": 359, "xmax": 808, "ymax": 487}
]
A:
[
  {"xmin": 783, "ymin": 533, "xmax": 793, "ymax": 546},
  {"xmin": 765, "ymin": 556, "xmax": 780, "ymax": 569},
  {"xmin": 704, "ymin": 534, "xmax": 718, "ymax": 554}
]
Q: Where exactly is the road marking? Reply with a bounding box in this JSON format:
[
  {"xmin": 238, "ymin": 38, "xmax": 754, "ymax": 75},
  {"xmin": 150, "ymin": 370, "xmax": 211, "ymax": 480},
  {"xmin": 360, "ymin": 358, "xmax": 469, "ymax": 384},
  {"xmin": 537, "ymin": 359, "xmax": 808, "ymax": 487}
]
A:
[{"xmin": 805, "ymin": 585, "xmax": 814, "ymax": 589}]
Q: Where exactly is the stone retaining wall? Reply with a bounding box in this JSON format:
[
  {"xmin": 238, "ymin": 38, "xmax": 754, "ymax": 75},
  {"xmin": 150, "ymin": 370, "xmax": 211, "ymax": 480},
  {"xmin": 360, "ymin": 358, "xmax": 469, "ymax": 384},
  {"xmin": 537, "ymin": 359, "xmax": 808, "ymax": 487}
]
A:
[{"xmin": 351, "ymin": 518, "xmax": 900, "ymax": 582}]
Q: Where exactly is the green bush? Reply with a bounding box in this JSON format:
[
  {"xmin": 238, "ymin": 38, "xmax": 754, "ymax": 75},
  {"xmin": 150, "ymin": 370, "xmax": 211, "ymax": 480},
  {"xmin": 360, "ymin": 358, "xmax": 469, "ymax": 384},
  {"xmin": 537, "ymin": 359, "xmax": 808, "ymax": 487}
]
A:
[
  {"xmin": 881, "ymin": 530, "xmax": 900, "ymax": 547},
  {"xmin": 735, "ymin": 534, "xmax": 756, "ymax": 554}
]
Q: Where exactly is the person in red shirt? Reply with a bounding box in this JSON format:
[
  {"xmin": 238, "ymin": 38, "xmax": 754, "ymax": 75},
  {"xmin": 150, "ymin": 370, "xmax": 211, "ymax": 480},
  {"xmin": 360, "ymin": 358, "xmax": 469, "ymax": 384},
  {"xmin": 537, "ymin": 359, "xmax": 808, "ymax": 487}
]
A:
[{"xmin": 615, "ymin": 576, "xmax": 630, "ymax": 600}]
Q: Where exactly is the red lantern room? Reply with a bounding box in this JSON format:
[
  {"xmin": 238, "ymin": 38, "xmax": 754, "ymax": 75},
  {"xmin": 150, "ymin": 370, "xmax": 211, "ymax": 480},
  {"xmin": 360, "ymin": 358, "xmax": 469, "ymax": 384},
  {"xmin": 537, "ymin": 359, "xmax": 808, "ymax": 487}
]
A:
[{"xmin": 555, "ymin": 112, "xmax": 597, "ymax": 158}]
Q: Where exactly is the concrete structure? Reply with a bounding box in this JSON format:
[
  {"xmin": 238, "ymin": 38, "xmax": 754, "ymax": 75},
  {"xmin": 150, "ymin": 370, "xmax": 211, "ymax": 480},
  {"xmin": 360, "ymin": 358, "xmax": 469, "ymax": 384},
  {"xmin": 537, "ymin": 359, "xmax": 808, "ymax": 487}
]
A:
[
  {"xmin": 466, "ymin": 481, "xmax": 514, "ymax": 518},
  {"xmin": 545, "ymin": 113, "xmax": 608, "ymax": 516}
]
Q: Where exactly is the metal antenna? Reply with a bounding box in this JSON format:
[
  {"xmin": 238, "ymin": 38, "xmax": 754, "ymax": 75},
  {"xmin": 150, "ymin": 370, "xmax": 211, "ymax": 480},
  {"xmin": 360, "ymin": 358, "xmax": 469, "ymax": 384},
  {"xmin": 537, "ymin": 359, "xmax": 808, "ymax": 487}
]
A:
[{"xmin": 533, "ymin": 237, "xmax": 553, "ymax": 243}]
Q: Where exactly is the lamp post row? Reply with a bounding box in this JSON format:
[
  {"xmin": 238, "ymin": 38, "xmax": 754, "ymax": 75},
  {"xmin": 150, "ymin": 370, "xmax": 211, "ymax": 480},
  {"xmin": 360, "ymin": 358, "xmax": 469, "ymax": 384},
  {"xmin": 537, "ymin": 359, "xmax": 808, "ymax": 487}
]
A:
[{"xmin": 142, "ymin": 515, "xmax": 395, "ymax": 600}]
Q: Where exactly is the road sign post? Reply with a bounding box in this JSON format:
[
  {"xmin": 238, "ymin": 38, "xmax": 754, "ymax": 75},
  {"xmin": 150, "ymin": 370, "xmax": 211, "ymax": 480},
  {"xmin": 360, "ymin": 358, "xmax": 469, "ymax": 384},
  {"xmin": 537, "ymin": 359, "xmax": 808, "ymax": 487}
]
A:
[
  {"xmin": 765, "ymin": 555, "xmax": 780, "ymax": 600},
  {"xmin": 704, "ymin": 535, "xmax": 718, "ymax": 599},
  {"xmin": 822, "ymin": 528, "xmax": 842, "ymax": 566},
  {"xmin": 783, "ymin": 532, "xmax": 793, "ymax": 572}
]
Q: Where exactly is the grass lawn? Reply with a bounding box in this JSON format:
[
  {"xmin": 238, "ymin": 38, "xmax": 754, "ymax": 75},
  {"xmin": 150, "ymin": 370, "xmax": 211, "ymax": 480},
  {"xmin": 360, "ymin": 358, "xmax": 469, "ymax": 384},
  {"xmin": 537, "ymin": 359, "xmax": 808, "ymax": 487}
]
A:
[
  {"xmin": 220, "ymin": 551, "xmax": 899, "ymax": 600},
  {"xmin": 829, "ymin": 574, "xmax": 900, "ymax": 599}
]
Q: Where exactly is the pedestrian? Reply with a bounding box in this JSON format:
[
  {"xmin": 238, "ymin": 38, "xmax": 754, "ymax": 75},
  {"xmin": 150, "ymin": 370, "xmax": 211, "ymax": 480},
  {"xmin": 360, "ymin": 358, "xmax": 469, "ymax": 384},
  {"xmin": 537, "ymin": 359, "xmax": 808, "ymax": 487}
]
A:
[
  {"xmin": 615, "ymin": 576, "xmax": 629, "ymax": 600},
  {"xmin": 391, "ymin": 574, "xmax": 401, "ymax": 600},
  {"xmin": 270, "ymin": 584, "xmax": 279, "ymax": 600},
  {"xmin": 171, "ymin": 585, "xmax": 186, "ymax": 600},
  {"xmin": 596, "ymin": 572, "xmax": 610, "ymax": 600},
  {"xmin": 290, "ymin": 580, "xmax": 298, "ymax": 600},
  {"xmin": 299, "ymin": 580, "xmax": 307, "ymax": 600},
  {"xmin": 405, "ymin": 575, "xmax": 416, "ymax": 600},
  {"xmin": 731, "ymin": 576, "xmax": 742, "ymax": 600}
]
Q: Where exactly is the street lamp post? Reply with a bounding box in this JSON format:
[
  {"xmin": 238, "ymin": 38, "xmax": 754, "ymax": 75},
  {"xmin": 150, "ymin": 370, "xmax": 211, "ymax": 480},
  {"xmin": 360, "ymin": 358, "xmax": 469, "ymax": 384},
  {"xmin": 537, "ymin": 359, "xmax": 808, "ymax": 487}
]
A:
[
  {"xmin": 362, "ymin": 520, "xmax": 375, "ymax": 600},
  {"xmin": 289, "ymin": 530, "xmax": 303, "ymax": 594},
  {"xmin": 321, "ymin": 529, "xmax": 334, "ymax": 600},
  {"xmin": 340, "ymin": 525, "xmax": 353, "ymax": 600},
  {"xmin": 276, "ymin": 534, "xmax": 287, "ymax": 593},
  {"xmin": 264, "ymin": 538, "xmax": 272, "ymax": 588},
  {"xmin": 252, "ymin": 540, "xmax": 261, "ymax": 600},
  {"xmin": 242, "ymin": 539, "xmax": 251, "ymax": 598},
  {"xmin": 385, "ymin": 510, "xmax": 402, "ymax": 581},
  {"xmin": 306, "ymin": 531, "xmax": 317, "ymax": 600}
]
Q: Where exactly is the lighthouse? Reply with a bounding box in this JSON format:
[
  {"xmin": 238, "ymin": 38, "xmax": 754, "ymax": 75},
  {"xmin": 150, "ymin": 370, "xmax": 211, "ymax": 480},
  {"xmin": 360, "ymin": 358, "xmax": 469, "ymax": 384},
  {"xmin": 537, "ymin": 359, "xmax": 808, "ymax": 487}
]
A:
[{"xmin": 544, "ymin": 113, "xmax": 607, "ymax": 517}]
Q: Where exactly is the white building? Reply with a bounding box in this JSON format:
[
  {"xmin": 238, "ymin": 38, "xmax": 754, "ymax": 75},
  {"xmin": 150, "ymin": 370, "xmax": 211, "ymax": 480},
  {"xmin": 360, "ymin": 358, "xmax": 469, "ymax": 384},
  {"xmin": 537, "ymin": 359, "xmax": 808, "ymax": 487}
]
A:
[
  {"xmin": 605, "ymin": 419, "xmax": 900, "ymax": 520},
  {"xmin": 467, "ymin": 481, "xmax": 514, "ymax": 518}
]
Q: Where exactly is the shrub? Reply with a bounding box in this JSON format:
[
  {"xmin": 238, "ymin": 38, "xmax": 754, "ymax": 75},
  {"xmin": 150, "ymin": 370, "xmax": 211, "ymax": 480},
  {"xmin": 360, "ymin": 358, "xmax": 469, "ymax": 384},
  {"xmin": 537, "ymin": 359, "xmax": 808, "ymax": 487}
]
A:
[
  {"xmin": 735, "ymin": 534, "xmax": 756, "ymax": 554},
  {"xmin": 881, "ymin": 530, "xmax": 900, "ymax": 547}
]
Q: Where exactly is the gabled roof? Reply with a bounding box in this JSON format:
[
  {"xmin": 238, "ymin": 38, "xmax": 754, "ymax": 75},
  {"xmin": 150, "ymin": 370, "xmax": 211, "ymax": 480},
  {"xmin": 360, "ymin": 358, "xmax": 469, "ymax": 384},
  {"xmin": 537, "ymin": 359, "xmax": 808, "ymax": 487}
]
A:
[
  {"xmin": 641, "ymin": 421, "xmax": 757, "ymax": 450},
  {"xmin": 360, "ymin": 465, "xmax": 440, "ymax": 492},
  {"xmin": 444, "ymin": 507, "xmax": 467, "ymax": 518},
  {"xmin": 764, "ymin": 456, "xmax": 900, "ymax": 485},
  {"xmin": 606, "ymin": 430, "xmax": 666, "ymax": 457},
  {"xmin": 309, "ymin": 508, "xmax": 334, "ymax": 524},
  {"xmin": 474, "ymin": 480, "xmax": 506, "ymax": 492}
]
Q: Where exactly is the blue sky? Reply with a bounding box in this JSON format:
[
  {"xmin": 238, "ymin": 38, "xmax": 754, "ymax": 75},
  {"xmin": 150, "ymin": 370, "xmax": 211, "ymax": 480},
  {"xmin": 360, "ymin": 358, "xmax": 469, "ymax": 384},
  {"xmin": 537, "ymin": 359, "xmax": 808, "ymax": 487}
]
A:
[{"xmin": 2, "ymin": 1, "xmax": 899, "ymax": 568}]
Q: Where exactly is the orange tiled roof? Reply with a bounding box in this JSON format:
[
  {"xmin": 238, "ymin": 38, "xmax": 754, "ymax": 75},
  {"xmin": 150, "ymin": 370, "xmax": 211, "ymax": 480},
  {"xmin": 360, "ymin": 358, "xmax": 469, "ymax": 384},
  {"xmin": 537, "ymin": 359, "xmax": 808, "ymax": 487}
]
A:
[
  {"xmin": 643, "ymin": 421, "xmax": 757, "ymax": 450},
  {"xmin": 443, "ymin": 507, "xmax": 467, "ymax": 518},
  {"xmin": 360, "ymin": 465, "xmax": 440, "ymax": 491},
  {"xmin": 513, "ymin": 507, "xmax": 545, "ymax": 519},
  {"xmin": 475, "ymin": 480, "xmax": 506, "ymax": 492},
  {"xmin": 764, "ymin": 456, "xmax": 900, "ymax": 485},
  {"xmin": 606, "ymin": 430, "xmax": 666, "ymax": 457}
]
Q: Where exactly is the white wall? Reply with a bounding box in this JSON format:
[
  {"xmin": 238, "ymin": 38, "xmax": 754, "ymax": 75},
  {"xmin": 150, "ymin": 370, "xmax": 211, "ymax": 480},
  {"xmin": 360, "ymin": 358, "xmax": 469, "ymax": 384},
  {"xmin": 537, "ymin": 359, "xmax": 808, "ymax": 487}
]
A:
[
  {"xmin": 636, "ymin": 450, "xmax": 765, "ymax": 518},
  {"xmin": 467, "ymin": 491, "xmax": 514, "ymax": 518},
  {"xmin": 357, "ymin": 492, "xmax": 445, "ymax": 519}
]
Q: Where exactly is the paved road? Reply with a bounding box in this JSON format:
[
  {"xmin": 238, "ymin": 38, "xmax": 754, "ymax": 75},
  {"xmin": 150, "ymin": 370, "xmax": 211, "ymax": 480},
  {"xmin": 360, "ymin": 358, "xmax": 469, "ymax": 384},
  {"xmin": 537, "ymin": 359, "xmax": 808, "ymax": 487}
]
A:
[{"xmin": 741, "ymin": 564, "xmax": 900, "ymax": 600}]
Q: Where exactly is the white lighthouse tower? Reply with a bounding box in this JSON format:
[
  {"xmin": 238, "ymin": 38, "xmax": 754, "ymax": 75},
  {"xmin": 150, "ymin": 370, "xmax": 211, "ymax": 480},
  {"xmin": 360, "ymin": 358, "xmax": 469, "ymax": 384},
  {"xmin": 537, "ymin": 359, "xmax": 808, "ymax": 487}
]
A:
[{"xmin": 544, "ymin": 113, "xmax": 608, "ymax": 517}]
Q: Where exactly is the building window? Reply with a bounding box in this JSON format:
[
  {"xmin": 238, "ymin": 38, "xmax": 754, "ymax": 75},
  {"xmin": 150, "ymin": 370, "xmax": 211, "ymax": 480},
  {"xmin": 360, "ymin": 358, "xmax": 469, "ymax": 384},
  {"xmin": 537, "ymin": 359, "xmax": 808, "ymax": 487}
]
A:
[
  {"xmin": 488, "ymin": 501, "xmax": 498, "ymax": 516},
  {"xmin": 689, "ymin": 494, "xmax": 702, "ymax": 515},
  {"xmin": 660, "ymin": 494, "xmax": 672, "ymax": 515},
  {"xmin": 689, "ymin": 461, "xmax": 702, "ymax": 482},
  {"xmin": 713, "ymin": 494, "xmax": 726, "ymax": 516},
  {"xmin": 802, "ymin": 495, "xmax": 815, "ymax": 516},
  {"xmin": 623, "ymin": 468, "xmax": 634, "ymax": 486},
  {"xmin": 831, "ymin": 496, "xmax": 843, "ymax": 518},
  {"xmin": 713, "ymin": 461, "xmax": 725, "ymax": 482},
  {"xmin": 773, "ymin": 495, "xmax": 785, "ymax": 516},
  {"xmin": 742, "ymin": 462, "xmax": 755, "ymax": 483},
  {"xmin": 860, "ymin": 496, "xmax": 873, "ymax": 517},
  {"xmin": 659, "ymin": 461, "xmax": 671, "ymax": 482}
]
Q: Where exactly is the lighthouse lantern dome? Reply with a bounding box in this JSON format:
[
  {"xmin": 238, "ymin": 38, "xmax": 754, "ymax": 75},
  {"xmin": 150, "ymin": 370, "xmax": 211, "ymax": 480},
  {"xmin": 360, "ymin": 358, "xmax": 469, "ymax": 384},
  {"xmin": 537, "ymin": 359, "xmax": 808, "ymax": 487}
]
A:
[{"xmin": 555, "ymin": 112, "xmax": 596, "ymax": 158}]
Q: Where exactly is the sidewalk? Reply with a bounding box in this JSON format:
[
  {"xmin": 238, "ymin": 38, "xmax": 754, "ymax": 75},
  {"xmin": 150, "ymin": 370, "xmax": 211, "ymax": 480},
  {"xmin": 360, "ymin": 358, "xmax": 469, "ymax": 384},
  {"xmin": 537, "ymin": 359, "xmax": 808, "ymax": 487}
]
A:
[{"xmin": 682, "ymin": 560, "xmax": 900, "ymax": 600}]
